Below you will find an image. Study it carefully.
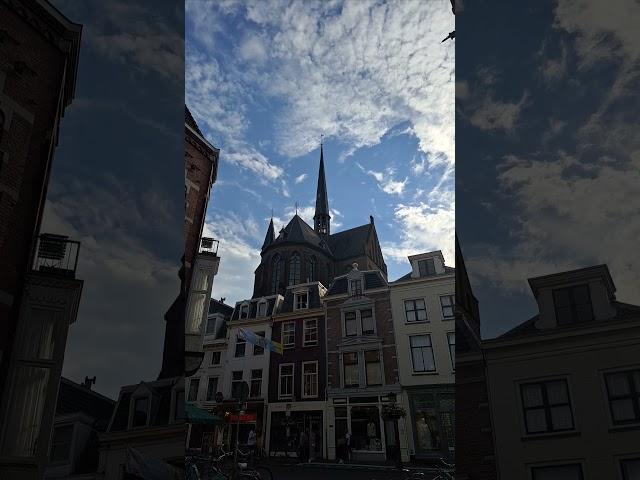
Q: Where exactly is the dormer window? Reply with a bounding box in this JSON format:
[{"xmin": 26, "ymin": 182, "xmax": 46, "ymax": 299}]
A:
[
  {"xmin": 132, "ymin": 397, "xmax": 149, "ymax": 428},
  {"xmin": 418, "ymin": 258, "xmax": 436, "ymax": 277},
  {"xmin": 294, "ymin": 292, "xmax": 309, "ymax": 310},
  {"xmin": 553, "ymin": 284, "xmax": 594, "ymax": 325},
  {"xmin": 240, "ymin": 304, "xmax": 249, "ymax": 319},
  {"xmin": 257, "ymin": 301, "xmax": 267, "ymax": 317},
  {"xmin": 350, "ymin": 279, "xmax": 362, "ymax": 298}
]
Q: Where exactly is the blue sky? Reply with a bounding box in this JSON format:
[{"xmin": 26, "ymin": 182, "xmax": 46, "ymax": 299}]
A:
[
  {"xmin": 186, "ymin": 0, "xmax": 455, "ymax": 306},
  {"xmin": 457, "ymin": 0, "xmax": 640, "ymax": 338}
]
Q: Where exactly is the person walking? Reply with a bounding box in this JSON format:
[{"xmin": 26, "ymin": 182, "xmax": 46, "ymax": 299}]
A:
[
  {"xmin": 247, "ymin": 427, "xmax": 257, "ymax": 457},
  {"xmin": 345, "ymin": 431, "xmax": 352, "ymax": 463}
]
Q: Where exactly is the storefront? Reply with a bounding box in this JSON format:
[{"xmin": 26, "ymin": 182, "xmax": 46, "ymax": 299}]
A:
[
  {"xmin": 265, "ymin": 401, "xmax": 326, "ymax": 460},
  {"xmin": 214, "ymin": 400, "xmax": 266, "ymax": 450},
  {"xmin": 406, "ymin": 386, "xmax": 454, "ymax": 461},
  {"xmin": 327, "ymin": 394, "xmax": 410, "ymax": 463}
]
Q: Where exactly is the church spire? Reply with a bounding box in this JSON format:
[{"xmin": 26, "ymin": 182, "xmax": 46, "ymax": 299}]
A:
[
  {"xmin": 313, "ymin": 141, "xmax": 331, "ymax": 236},
  {"xmin": 262, "ymin": 217, "xmax": 275, "ymax": 250}
]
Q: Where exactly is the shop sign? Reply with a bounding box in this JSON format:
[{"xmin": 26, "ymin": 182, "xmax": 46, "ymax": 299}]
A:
[{"xmin": 228, "ymin": 413, "xmax": 257, "ymax": 423}]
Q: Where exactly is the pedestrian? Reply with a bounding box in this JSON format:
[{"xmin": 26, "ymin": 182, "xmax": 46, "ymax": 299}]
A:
[
  {"xmin": 345, "ymin": 431, "xmax": 352, "ymax": 462},
  {"xmin": 299, "ymin": 429, "xmax": 309, "ymax": 462},
  {"xmin": 247, "ymin": 427, "xmax": 257, "ymax": 457}
]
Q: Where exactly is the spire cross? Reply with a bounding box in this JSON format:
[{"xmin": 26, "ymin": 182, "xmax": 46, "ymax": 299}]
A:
[{"xmin": 320, "ymin": 133, "xmax": 324, "ymax": 146}]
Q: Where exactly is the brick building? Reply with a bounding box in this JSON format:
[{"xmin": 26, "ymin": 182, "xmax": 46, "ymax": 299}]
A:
[
  {"xmin": 0, "ymin": 2, "xmax": 83, "ymax": 478},
  {"xmin": 324, "ymin": 264, "xmax": 406, "ymax": 463}
]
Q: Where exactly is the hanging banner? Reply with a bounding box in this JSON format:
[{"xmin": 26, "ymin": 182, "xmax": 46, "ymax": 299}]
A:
[{"xmin": 239, "ymin": 327, "xmax": 283, "ymax": 354}]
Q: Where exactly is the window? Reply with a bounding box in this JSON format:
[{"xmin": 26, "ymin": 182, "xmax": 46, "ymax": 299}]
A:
[
  {"xmin": 418, "ymin": 258, "xmax": 436, "ymax": 276},
  {"xmin": 133, "ymin": 397, "xmax": 150, "ymax": 427},
  {"xmin": 187, "ymin": 379, "xmax": 200, "ymax": 402},
  {"xmin": 307, "ymin": 256, "xmax": 316, "ymax": 282},
  {"xmin": 350, "ymin": 279, "xmax": 362, "ymax": 297},
  {"xmin": 343, "ymin": 352, "xmax": 359, "ymax": 387},
  {"xmin": 253, "ymin": 332, "xmax": 265, "ymax": 355},
  {"xmin": 410, "ymin": 335, "xmax": 436, "ymax": 373},
  {"xmin": 531, "ymin": 464, "xmax": 583, "ymax": 480},
  {"xmin": 211, "ymin": 351, "xmax": 221, "ymax": 365},
  {"xmin": 520, "ymin": 379, "xmax": 575, "ymax": 434},
  {"xmin": 361, "ymin": 309, "xmax": 374, "ymax": 335},
  {"xmin": 345, "ymin": 311, "xmax": 357, "ymax": 336},
  {"xmin": 50, "ymin": 425, "xmax": 73, "ymax": 462},
  {"xmin": 350, "ymin": 406, "xmax": 382, "ymax": 451},
  {"xmin": 604, "ymin": 369, "xmax": 640, "ymax": 425},
  {"xmin": 206, "ymin": 377, "xmax": 219, "ymax": 402},
  {"xmin": 440, "ymin": 295, "xmax": 455, "ymax": 319},
  {"xmin": 294, "ymin": 291, "xmax": 309, "ymax": 310},
  {"xmin": 231, "ymin": 371, "xmax": 244, "ymax": 399},
  {"xmin": 282, "ymin": 322, "xmax": 295, "ymax": 348},
  {"xmin": 272, "ymin": 255, "xmax": 283, "ymax": 294},
  {"xmin": 250, "ymin": 369, "xmax": 262, "ymax": 398},
  {"xmin": 239, "ymin": 304, "xmax": 249, "ymax": 319},
  {"xmin": 289, "ymin": 254, "xmax": 301, "ymax": 285},
  {"xmin": 553, "ymin": 284, "xmax": 594, "ymax": 325},
  {"xmin": 257, "ymin": 302, "xmax": 267, "ymax": 317},
  {"xmin": 206, "ymin": 317, "xmax": 216, "ymax": 334},
  {"xmin": 303, "ymin": 362, "xmax": 318, "ymax": 398},
  {"xmin": 279, "ymin": 364, "xmax": 294, "ymax": 398},
  {"xmin": 303, "ymin": 319, "xmax": 318, "ymax": 346},
  {"xmin": 405, "ymin": 299, "xmax": 427, "ymax": 322},
  {"xmin": 621, "ymin": 458, "xmax": 640, "ymax": 480},
  {"xmin": 365, "ymin": 350, "xmax": 382, "ymax": 386},
  {"xmin": 235, "ymin": 336, "xmax": 246, "ymax": 357},
  {"xmin": 174, "ymin": 390, "xmax": 185, "ymax": 420},
  {"xmin": 447, "ymin": 332, "xmax": 455, "ymax": 369}
]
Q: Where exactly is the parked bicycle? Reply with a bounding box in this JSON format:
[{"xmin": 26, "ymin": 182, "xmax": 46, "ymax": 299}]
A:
[
  {"xmin": 186, "ymin": 452, "xmax": 272, "ymax": 480},
  {"xmin": 432, "ymin": 459, "xmax": 455, "ymax": 480}
]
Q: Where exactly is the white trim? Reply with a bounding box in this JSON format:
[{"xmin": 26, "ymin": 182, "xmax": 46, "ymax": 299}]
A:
[
  {"xmin": 294, "ymin": 291, "xmax": 309, "ymax": 310},
  {"xmin": 282, "ymin": 321, "xmax": 295, "ymax": 349},
  {"xmin": 403, "ymin": 297, "xmax": 429, "ymax": 324},
  {"xmin": 600, "ymin": 365, "xmax": 640, "ymax": 430},
  {"xmin": 439, "ymin": 294, "xmax": 455, "ymax": 320},
  {"xmin": 205, "ymin": 376, "xmax": 219, "ymax": 403},
  {"xmin": 302, "ymin": 361, "xmax": 319, "ymax": 398},
  {"xmin": 303, "ymin": 318, "xmax": 318, "ymax": 346},
  {"xmin": 279, "ymin": 363, "xmax": 295, "ymax": 399},
  {"xmin": 408, "ymin": 334, "xmax": 436, "ymax": 374}
]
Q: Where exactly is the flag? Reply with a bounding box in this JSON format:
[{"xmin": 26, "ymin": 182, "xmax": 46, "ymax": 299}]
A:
[{"xmin": 239, "ymin": 327, "xmax": 283, "ymax": 354}]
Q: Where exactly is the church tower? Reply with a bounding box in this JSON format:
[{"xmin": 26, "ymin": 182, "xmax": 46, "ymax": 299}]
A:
[{"xmin": 313, "ymin": 144, "xmax": 331, "ymax": 236}]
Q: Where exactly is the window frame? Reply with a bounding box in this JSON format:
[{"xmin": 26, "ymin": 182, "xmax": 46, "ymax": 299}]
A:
[
  {"xmin": 350, "ymin": 279, "xmax": 363, "ymax": 297},
  {"xmin": 252, "ymin": 331, "xmax": 265, "ymax": 356},
  {"xmin": 342, "ymin": 352, "xmax": 360, "ymax": 388},
  {"xmin": 360, "ymin": 309, "xmax": 375, "ymax": 335},
  {"xmin": 302, "ymin": 361, "xmax": 319, "ymax": 398},
  {"xmin": 530, "ymin": 463, "xmax": 584, "ymax": 480},
  {"xmin": 282, "ymin": 322, "xmax": 295, "ymax": 349},
  {"xmin": 519, "ymin": 378, "xmax": 576, "ymax": 435},
  {"xmin": 440, "ymin": 295, "xmax": 455, "ymax": 320},
  {"xmin": 404, "ymin": 298, "xmax": 428, "ymax": 323},
  {"xmin": 210, "ymin": 350, "xmax": 221, "ymax": 366},
  {"xmin": 257, "ymin": 301, "xmax": 267, "ymax": 317},
  {"xmin": 231, "ymin": 371, "xmax": 244, "ymax": 400},
  {"xmin": 447, "ymin": 332, "xmax": 455, "ymax": 370},
  {"xmin": 279, "ymin": 363, "xmax": 295, "ymax": 399},
  {"xmin": 249, "ymin": 369, "xmax": 263, "ymax": 398},
  {"xmin": 364, "ymin": 350, "xmax": 383, "ymax": 386},
  {"xmin": 409, "ymin": 334, "xmax": 436, "ymax": 373},
  {"xmin": 294, "ymin": 291, "xmax": 309, "ymax": 310},
  {"xmin": 344, "ymin": 311, "xmax": 358, "ymax": 337},
  {"xmin": 235, "ymin": 335, "xmax": 246, "ymax": 357},
  {"xmin": 289, "ymin": 253, "xmax": 301, "ymax": 286},
  {"xmin": 303, "ymin": 318, "xmax": 318, "ymax": 346},
  {"xmin": 620, "ymin": 458, "xmax": 640, "ymax": 480},
  {"xmin": 205, "ymin": 376, "xmax": 219, "ymax": 403},
  {"xmin": 187, "ymin": 378, "xmax": 200, "ymax": 403},
  {"xmin": 418, "ymin": 258, "xmax": 436, "ymax": 277},
  {"xmin": 49, "ymin": 423, "xmax": 74, "ymax": 464},
  {"xmin": 552, "ymin": 284, "xmax": 594, "ymax": 325},
  {"xmin": 603, "ymin": 368, "xmax": 640, "ymax": 427}
]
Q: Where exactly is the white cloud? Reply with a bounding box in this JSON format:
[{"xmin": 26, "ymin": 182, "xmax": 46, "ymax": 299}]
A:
[
  {"xmin": 357, "ymin": 163, "xmax": 409, "ymax": 196},
  {"xmin": 294, "ymin": 173, "xmax": 308, "ymax": 184},
  {"xmin": 467, "ymin": 91, "xmax": 529, "ymax": 132},
  {"xmin": 224, "ymin": 148, "xmax": 284, "ymax": 181},
  {"xmin": 239, "ymin": 34, "xmax": 268, "ymax": 63}
]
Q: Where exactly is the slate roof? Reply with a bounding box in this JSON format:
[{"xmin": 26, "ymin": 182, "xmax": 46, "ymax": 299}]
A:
[
  {"xmin": 230, "ymin": 296, "xmax": 279, "ymax": 321},
  {"xmin": 497, "ymin": 301, "xmax": 640, "ymax": 340},
  {"xmin": 327, "ymin": 224, "xmax": 371, "ymax": 260},
  {"xmin": 56, "ymin": 378, "xmax": 115, "ymax": 431},
  {"xmin": 326, "ymin": 270, "xmax": 387, "ymax": 296},
  {"xmin": 262, "ymin": 218, "xmax": 276, "ymax": 250},
  {"xmin": 392, "ymin": 266, "xmax": 455, "ymax": 283},
  {"xmin": 209, "ymin": 298, "xmax": 233, "ymax": 316},
  {"xmin": 279, "ymin": 282, "xmax": 326, "ymax": 314},
  {"xmin": 270, "ymin": 215, "xmax": 332, "ymax": 254},
  {"xmin": 185, "ymin": 105, "xmax": 203, "ymax": 136}
]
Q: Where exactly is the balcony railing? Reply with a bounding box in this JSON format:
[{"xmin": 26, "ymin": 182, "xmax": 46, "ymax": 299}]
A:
[
  {"xmin": 32, "ymin": 233, "xmax": 80, "ymax": 278},
  {"xmin": 199, "ymin": 237, "xmax": 219, "ymax": 256}
]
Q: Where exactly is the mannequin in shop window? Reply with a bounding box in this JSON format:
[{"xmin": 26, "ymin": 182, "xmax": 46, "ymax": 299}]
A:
[{"xmin": 367, "ymin": 418, "xmax": 377, "ymax": 449}]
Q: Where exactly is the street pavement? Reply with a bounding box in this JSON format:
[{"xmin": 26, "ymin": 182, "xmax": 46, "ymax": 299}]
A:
[{"xmin": 263, "ymin": 463, "xmax": 435, "ymax": 480}]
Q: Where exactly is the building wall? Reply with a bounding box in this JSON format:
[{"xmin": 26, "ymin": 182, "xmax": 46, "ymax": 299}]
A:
[
  {"xmin": 485, "ymin": 322, "xmax": 640, "ymax": 479},
  {"xmin": 390, "ymin": 276, "xmax": 455, "ymax": 388}
]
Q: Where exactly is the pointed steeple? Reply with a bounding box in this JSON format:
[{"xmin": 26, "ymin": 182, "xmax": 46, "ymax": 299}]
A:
[
  {"xmin": 313, "ymin": 142, "xmax": 331, "ymax": 236},
  {"xmin": 262, "ymin": 217, "xmax": 275, "ymax": 250}
]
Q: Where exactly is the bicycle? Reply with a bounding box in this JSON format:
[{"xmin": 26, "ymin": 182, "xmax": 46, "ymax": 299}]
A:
[
  {"xmin": 432, "ymin": 459, "xmax": 455, "ymax": 480},
  {"xmin": 211, "ymin": 447, "xmax": 273, "ymax": 480}
]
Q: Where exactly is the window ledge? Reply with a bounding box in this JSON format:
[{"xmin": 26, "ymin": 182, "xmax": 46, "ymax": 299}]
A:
[
  {"xmin": 521, "ymin": 430, "xmax": 580, "ymax": 441},
  {"xmin": 412, "ymin": 371, "xmax": 438, "ymax": 375},
  {"xmin": 404, "ymin": 321, "xmax": 430, "ymax": 325},
  {"xmin": 608, "ymin": 423, "xmax": 640, "ymax": 433},
  {"xmin": 303, "ymin": 343, "xmax": 319, "ymax": 348}
]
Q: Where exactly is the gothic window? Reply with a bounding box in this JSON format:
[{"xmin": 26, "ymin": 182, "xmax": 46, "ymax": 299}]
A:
[
  {"xmin": 271, "ymin": 255, "xmax": 282, "ymax": 294},
  {"xmin": 289, "ymin": 253, "xmax": 301, "ymax": 285},
  {"xmin": 307, "ymin": 256, "xmax": 316, "ymax": 282}
]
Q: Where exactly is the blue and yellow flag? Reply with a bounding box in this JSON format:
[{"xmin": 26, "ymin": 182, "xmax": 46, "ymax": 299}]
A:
[{"xmin": 239, "ymin": 328, "xmax": 283, "ymax": 355}]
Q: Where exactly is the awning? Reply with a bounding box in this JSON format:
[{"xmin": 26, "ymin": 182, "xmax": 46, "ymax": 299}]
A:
[{"xmin": 186, "ymin": 403, "xmax": 224, "ymax": 425}]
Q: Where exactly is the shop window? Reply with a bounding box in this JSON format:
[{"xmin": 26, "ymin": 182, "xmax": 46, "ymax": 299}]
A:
[
  {"xmin": 520, "ymin": 379, "xmax": 575, "ymax": 434},
  {"xmin": 302, "ymin": 362, "xmax": 318, "ymax": 398},
  {"xmin": 235, "ymin": 336, "xmax": 246, "ymax": 357},
  {"xmin": 440, "ymin": 295, "xmax": 455, "ymax": 319},
  {"xmin": 187, "ymin": 378, "xmax": 200, "ymax": 403},
  {"xmin": 410, "ymin": 335, "xmax": 436, "ymax": 372},
  {"xmin": 350, "ymin": 406, "xmax": 382, "ymax": 451},
  {"xmin": 206, "ymin": 377, "xmax": 219, "ymax": 402},
  {"xmin": 50, "ymin": 424, "xmax": 73, "ymax": 463},
  {"xmin": 344, "ymin": 311, "xmax": 357, "ymax": 337},
  {"xmin": 361, "ymin": 309, "xmax": 374, "ymax": 335},
  {"xmin": 279, "ymin": 364, "xmax": 294, "ymax": 398},
  {"xmin": 250, "ymin": 369, "xmax": 262, "ymax": 398},
  {"xmin": 604, "ymin": 369, "xmax": 640, "ymax": 425},
  {"xmin": 405, "ymin": 299, "xmax": 427, "ymax": 322},
  {"xmin": 343, "ymin": 352, "xmax": 359, "ymax": 387},
  {"xmin": 531, "ymin": 464, "xmax": 584, "ymax": 480},
  {"xmin": 253, "ymin": 332, "xmax": 265, "ymax": 355},
  {"xmin": 231, "ymin": 371, "xmax": 243, "ymax": 399},
  {"xmin": 365, "ymin": 350, "xmax": 382, "ymax": 386},
  {"xmin": 282, "ymin": 322, "xmax": 295, "ymax": 348},
  {"xmin": 304, "ymin": 319, "xmax": 318, "ymax": 346}
]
